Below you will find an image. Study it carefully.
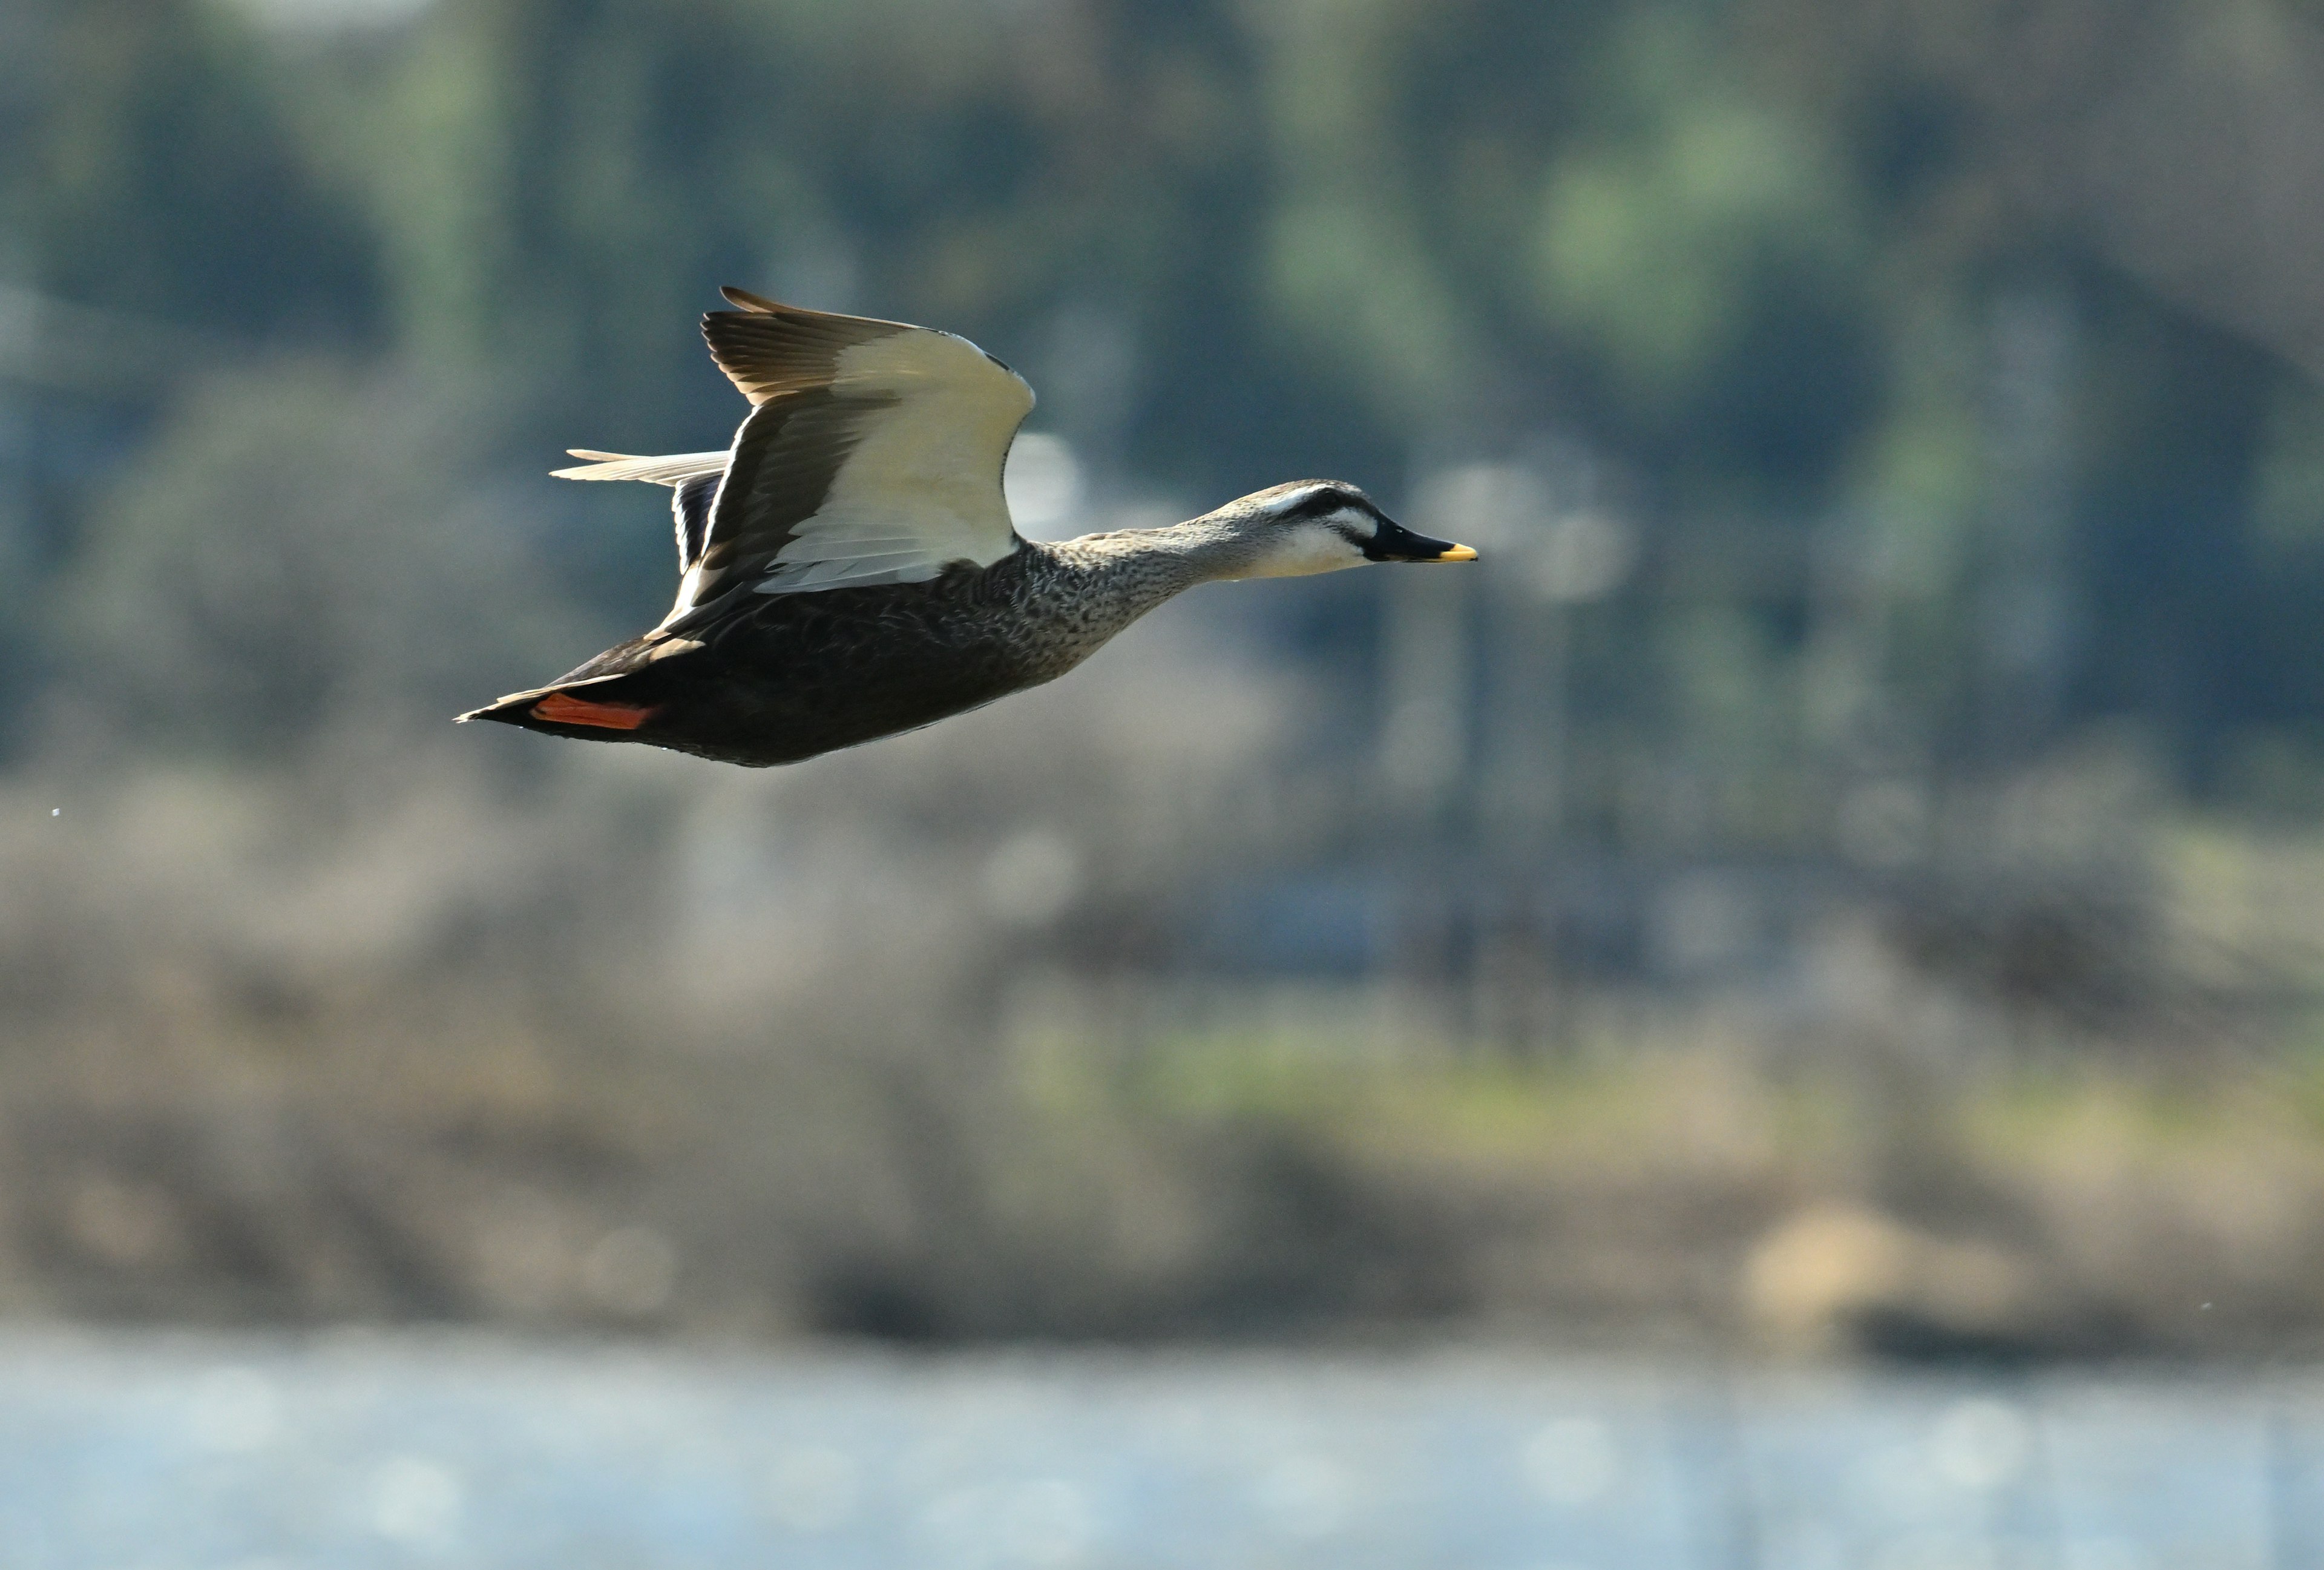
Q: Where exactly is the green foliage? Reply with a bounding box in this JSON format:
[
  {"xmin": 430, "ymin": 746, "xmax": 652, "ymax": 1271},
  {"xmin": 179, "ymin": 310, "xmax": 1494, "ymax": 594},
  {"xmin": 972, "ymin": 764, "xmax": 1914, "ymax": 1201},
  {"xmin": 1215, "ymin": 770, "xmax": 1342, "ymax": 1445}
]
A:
[
  {"xmin": 16, "ymin": 0, "xmax": 378, "ymax": 339},
  {"xmin": 2253, "ymin": 383, "xmax": 2324, "ymax": 549},
  {"xmin": 55, "ymin": 362, "xmax": 579, "ymax": 758},
  {"xmin": 1532, "ymin": 22, "xmax": 1858, "ymax": 413},
  {"xmin": 10, "ymin": 0, "xmax": 2324, "ymax": 799}
]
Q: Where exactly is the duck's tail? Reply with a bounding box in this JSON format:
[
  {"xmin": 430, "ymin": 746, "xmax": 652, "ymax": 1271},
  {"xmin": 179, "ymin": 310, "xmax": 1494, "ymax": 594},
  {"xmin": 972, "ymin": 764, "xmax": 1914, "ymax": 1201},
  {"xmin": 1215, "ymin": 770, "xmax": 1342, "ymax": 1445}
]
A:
[{"xmin": 456, "ymin": 676, "xmax": 660, "ymax": 734}]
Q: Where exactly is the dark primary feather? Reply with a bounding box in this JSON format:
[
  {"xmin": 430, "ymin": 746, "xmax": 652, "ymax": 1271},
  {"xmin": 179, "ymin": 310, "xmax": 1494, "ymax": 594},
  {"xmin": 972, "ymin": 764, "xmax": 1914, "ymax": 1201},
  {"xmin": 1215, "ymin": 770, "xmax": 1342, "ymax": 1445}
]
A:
[{"xmin": 700, "ymin": 288, "xmax": 904, "ymax": 406}]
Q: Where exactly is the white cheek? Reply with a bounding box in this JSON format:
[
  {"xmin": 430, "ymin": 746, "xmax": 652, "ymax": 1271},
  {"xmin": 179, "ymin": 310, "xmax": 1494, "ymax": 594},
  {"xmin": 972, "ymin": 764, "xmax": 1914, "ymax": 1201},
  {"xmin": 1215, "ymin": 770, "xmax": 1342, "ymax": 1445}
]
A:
[{"xmin": 1247, "ymin": 530, "xmax": 1365, "ymax": 578}]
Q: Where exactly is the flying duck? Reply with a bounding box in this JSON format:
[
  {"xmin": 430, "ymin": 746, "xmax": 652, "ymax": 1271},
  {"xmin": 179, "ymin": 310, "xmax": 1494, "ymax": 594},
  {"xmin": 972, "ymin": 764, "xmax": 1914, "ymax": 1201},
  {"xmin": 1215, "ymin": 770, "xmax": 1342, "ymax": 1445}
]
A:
[{"xmin": 458, "ymin": 289, "xmax": 1477, "ymax": 767}]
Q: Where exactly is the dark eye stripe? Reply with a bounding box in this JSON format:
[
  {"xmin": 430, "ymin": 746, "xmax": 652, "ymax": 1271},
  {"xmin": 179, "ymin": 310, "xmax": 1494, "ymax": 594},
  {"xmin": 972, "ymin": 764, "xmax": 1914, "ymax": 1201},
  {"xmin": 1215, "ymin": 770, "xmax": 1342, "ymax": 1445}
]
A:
[{"xmin": 1282, "ymin": 487, "xmax": 1356, "ymax": 521}]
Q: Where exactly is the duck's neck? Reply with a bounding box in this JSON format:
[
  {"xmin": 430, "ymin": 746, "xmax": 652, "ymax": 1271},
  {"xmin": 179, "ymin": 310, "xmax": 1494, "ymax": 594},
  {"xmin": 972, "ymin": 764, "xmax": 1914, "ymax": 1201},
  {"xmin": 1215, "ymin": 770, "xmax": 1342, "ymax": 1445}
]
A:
[
  {"xmin": 1043, "ymin": 514, "xmax": 1261, "ymax": 606},
  {"xmin": 1000, "ymin": 518, "xmax": 1258, "ymax": 673}
]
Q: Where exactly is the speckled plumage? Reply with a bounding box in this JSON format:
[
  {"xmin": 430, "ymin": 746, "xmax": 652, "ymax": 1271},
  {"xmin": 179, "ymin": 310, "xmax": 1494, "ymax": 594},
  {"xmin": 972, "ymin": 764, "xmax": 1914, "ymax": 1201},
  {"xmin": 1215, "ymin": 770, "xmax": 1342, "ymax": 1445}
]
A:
[{"xmin": 476, "ymin": 532, "xmax": 1212, "ymax": 767}]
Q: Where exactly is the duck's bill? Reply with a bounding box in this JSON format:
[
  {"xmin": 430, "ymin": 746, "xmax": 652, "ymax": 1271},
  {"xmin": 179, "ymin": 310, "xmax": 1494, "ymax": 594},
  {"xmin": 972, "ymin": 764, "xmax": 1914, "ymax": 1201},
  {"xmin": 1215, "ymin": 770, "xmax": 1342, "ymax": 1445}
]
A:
[{"xmin": 1365, "ymin": 519, "xmax": 1479, "ymax": 563}]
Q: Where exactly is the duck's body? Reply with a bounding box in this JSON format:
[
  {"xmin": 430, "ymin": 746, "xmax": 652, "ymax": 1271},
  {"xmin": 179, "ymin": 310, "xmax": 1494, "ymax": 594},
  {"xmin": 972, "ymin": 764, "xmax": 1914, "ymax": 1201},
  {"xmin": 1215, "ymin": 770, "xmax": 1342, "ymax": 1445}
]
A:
[
  {"xmin": 489, "ymin": 536, "xmax": 1196, "ymax": 767},
  {"xmin": 461, "ymin": 290, "xmax": 1474, "ymax": 767}
]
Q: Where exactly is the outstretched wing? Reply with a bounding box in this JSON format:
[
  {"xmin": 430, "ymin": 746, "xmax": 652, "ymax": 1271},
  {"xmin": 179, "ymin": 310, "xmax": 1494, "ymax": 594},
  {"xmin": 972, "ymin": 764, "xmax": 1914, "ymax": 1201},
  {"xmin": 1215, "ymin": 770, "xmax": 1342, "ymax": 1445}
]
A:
[{"xmin": 671, "ymin": 287, "xmax": 1036, "ymax": 614}]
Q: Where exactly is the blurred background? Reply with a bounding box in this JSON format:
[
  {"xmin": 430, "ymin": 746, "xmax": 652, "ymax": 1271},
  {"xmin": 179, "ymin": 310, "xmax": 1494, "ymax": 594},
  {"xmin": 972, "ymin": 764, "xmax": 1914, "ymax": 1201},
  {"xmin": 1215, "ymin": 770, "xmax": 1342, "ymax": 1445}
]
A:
[{"xmin": 13, "ymin": 0, "xmax": 2324, "ymax": 1563}]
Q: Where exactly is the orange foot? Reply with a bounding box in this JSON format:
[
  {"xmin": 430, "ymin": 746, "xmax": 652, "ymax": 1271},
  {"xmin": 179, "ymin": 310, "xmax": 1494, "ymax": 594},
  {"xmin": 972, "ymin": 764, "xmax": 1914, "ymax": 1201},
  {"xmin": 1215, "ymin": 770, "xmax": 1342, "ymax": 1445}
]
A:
[{"xmin": 531, "ymin": 691, "xmax": 656, "ymax": 731}]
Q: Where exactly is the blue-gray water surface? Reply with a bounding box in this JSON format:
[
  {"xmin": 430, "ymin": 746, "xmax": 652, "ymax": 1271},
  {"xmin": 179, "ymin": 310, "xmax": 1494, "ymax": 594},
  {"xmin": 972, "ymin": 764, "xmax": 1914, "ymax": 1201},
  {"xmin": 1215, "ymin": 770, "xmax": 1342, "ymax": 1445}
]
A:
[{"xmin": 2, "ymin": 1332, "xmax": 2315, "ymax": 1569}]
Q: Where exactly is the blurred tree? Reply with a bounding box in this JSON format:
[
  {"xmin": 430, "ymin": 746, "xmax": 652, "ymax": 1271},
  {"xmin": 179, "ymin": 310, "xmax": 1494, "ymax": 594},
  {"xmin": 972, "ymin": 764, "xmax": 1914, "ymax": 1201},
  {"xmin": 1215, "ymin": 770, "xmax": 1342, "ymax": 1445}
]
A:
[
  {"xmin": 9, "ymin": 0, "xmax": 2324, "ymax": 806},
  {"xmin": 53, "ymin": 363, "xmax": 579, "ymax": 761},
  {"xmin": 8, "ymin": 0, "xmax": 378, "ymax": 341}
]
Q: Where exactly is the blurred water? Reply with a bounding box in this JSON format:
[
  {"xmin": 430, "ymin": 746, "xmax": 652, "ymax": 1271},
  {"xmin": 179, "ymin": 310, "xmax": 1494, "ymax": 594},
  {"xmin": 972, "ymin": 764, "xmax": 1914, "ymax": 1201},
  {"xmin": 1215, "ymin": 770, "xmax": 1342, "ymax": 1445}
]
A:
[{"xmin": 2, "ymin": 1332, "xmax": 2316, "ymax": 1570}]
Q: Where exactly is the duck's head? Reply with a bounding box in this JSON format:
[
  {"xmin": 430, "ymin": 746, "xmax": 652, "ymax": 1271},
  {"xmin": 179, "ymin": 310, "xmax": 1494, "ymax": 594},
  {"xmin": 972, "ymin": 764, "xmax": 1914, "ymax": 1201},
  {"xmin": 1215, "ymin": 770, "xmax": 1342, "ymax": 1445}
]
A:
[{"xmin": 1210, "ymin": 480, "xmax": 1479, "ymax": 579}]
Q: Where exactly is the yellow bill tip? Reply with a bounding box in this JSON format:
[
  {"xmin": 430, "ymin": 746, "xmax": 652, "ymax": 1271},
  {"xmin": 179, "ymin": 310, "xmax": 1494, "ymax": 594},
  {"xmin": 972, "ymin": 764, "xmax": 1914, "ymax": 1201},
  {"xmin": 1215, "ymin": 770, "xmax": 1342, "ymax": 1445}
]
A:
[{"xmin": 1440, "ymin": 544, "xmax": 1479, "ymax": 562}]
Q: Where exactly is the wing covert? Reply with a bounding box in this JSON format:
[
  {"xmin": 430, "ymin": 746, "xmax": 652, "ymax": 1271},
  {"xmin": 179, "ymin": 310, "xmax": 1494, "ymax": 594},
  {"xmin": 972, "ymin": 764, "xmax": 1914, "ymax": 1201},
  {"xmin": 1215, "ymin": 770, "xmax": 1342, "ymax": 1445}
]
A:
[{"xmin": 668, "ymin": 290, "xmax": 1037, "ymax": 616}]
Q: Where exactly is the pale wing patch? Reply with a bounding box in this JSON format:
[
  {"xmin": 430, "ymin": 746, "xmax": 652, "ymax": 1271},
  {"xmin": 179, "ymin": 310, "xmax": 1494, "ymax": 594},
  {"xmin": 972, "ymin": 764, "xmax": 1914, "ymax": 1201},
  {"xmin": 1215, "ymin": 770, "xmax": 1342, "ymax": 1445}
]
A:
[
  {"xmin": 750, "ymin": 327, "xmax": 1035, "ymax": 594},
  {"xmin": 550, "ymin": 450, "xmax": 729, "ymax": 485}
]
